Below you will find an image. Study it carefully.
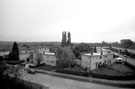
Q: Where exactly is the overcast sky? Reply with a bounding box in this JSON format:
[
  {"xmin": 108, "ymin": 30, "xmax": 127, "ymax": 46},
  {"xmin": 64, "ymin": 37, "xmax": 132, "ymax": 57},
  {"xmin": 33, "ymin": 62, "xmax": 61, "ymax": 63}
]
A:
[{"xmin": 0, "ymin": 0, "xmax": 135, "ymax": 43}]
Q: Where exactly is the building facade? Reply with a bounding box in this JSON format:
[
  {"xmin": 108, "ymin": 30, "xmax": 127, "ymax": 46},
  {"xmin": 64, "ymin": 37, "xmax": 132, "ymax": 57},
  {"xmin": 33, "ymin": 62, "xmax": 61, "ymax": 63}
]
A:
[
  {"xmin": 81, "ymin": 49, "xmax": 114, "ymax": 70},
  {"xmin": 43, "ymin": 53, "xmax": 57, "ymax": 66}
]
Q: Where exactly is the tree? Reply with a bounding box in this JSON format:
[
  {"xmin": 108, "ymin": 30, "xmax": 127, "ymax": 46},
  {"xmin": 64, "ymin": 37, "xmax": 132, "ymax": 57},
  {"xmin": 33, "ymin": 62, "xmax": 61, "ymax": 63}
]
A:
[
  {"xmin": 34, "ymin": 49, "xmax": 43, "ymax": 65},
  {"xmin": 0, "ymin": 62, "xmax": 23, "ymax": 89},
  {"xmin": 9, "ymin": 42, "xmax": 19, "ymax": 61},
  {"xmin": 61, "ymin": 31, "xmax": 72, "ymax": 47},
  {"xmin": 101, "ymin": 41, "xmax": 108, "ymax": 47},
  {"xmin": 72, "ymin": 43, "xmax": 94, "ymax": 59},
  {"xmin": 67, "ymin": 32, "xmax": 71, "ymax": 46},
  {"xmin": 61, "ymin": 31, "xmax": 67, "ymax": 47},
  {"xmin": 55, "ymin": 47, "xmax": 75, "ymax": 68},
  {"xmin": 120, "ymin": 39, "xmax": 133, "ymax": 48}
]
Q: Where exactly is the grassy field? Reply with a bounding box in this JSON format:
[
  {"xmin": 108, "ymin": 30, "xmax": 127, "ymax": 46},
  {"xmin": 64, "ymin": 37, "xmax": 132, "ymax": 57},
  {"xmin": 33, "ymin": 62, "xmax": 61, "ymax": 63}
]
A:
[{"xmin": 92, "ymin": 63, "xmax": 135, "ymax": 76}]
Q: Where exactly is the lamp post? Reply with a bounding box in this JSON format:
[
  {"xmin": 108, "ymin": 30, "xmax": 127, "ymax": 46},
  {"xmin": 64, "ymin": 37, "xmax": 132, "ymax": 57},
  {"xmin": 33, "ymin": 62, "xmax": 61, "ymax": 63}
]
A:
[
  {"xmin": 124, "ymin": 48, "xmax": 127, "ymax": 63},
  {"xmin": 89, "ymin": 56, "xmax": 91, "ymax": 76}
]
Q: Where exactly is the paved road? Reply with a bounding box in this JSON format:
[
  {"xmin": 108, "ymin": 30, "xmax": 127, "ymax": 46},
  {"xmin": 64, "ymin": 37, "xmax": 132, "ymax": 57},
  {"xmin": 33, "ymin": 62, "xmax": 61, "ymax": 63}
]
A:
[
  {"xmin": 111, "ymin": 50, "xmax": 135, "ymax": 66},
  {"xmin": 126, "ymin": 57, "xmax": 135, "ymax": 66},
  {"xmin": 23, "ymin": 73, "xmax": 129, "ymax": 89},
  {"xmin": 115, "ymin": 52, "xmax": 135, "ymax": 66}
]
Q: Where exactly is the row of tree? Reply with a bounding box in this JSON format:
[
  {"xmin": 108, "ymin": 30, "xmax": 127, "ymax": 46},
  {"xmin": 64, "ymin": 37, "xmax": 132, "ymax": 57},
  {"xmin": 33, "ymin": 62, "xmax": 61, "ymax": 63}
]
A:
[
  {"xmin": 61, "ymin": 31, "xmax": 71, "ymax": 47},
  {"xmin": 120, "ymin": 39, "xmax": 134, "ymax": 48}
]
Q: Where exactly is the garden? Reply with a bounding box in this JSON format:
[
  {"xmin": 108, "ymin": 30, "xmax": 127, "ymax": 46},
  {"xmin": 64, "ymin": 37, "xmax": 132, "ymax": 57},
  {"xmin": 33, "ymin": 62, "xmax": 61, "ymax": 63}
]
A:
[{"xmin": 92, "ymin": 62, "xmax": 135, "ymax": 80}]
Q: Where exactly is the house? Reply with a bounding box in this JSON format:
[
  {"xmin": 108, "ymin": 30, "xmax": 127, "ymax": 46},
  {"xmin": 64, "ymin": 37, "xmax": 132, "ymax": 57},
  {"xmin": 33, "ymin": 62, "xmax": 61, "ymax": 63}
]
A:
[
  {"xmin": 81, "ymin": 51, "xmax": 114, "ymax": 70},
  {"xmin": 37, "ymin": 48, "xmax": 50, "ymax": 54},
  {"xmin": 19, "ymin": 53, "xmax": 30, "ymax": 61},
  {"xmin": 43, "ymin": 52, "xmax": 57, "ymax": 66},
  {"xmin": 0, "ymin": 51, "xmax": 10, "ymax": 56},
  {"xmin": 96, "ymin": 47, "xmax": 109, "ymax": 55},
  {"xmin": 25, "ymin": 47, "xmax": 57, "ymax": 66},
  {"xmin": 19, "ymin": 50, "xmax": 30, "ymax": 61}
]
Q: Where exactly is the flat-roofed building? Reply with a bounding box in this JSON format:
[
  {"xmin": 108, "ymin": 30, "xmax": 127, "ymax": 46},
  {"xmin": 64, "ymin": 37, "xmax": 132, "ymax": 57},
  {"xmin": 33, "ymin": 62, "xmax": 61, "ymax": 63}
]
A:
[
  {"xmin": 19, "ymin": 53, "xmax": 30, "ymax": 61},
  {"xmin": 81, "ymin": 52, "xmax": 114, "ymax": 70},
  {"xmin": 43, "ymin": 52, "xmax": 57, "ymax": 66},
  {"xmin": 19, "ymin": 50, "xmax": 31, "ymax": 61},
  {"xmin": 0, "ymin": 51, "xmax": 10, "ymax": 56},
  {"xmin": 38, "ymin": 48, "xmax": 50, "ymax": 54}
]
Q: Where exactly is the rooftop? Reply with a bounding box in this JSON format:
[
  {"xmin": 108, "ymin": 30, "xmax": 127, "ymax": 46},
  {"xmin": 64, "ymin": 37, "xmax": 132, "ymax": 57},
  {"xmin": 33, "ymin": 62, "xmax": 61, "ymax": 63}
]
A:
[
  {"xmin": 44, "ymin": 52, "xmax": 55, "ymax": 55},
  {"xmin": 84, "ymin": 53, "xmax": 101, "ymax": 56}
]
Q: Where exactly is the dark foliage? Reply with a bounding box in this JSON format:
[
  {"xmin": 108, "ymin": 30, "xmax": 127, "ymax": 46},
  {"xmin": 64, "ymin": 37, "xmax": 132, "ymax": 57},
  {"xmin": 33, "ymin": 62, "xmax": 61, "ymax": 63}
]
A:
[
  {"xmin": 121, "ymin": 39, "xmax": 133, "ymax": 48},
  {"xmin": 72, "ymin": 43, "xmax": 94, "ymax": 59},
  {"xmin": 61, "ymin": 31, "xmax": 67, "ymax": 47},
  {"xmin": 55, "ymin": 47, "xmax": 75, "ymax": 68},
  {"xmin": 9, "ymin": 42, "xmax": 19, "ymax": 61},
  {"xmin": 61, "ymin": 31, "xmax": 72, "ymax": 47},
  {"xmin": 56, "ymin": 68, "xmax": 89, "ymax": 77},
  {"xmin": 67, "ymin": 32, "xmax": 71, "ymax": 46}
]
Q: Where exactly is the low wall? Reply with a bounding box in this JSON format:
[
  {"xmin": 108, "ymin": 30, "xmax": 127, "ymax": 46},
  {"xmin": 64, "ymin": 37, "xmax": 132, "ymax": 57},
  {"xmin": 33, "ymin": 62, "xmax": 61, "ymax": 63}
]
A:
[
  {"xmin": 56, "ymin": 68, "xmax": 89, "ymax": 77},
  {"xmin": 91, "ymin": 72, "xmax": 135, "ymax": 80}
]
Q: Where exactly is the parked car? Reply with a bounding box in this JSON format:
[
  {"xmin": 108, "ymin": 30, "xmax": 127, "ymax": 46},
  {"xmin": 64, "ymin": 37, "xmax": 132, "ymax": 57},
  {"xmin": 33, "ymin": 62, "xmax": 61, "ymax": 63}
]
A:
[
  {"xmin": 115, "ymin": 57, "xmax": 125, "ymax": 63},
  {"xmin": 27, "ymin": 69, "xmax": 36, "ymax": 74}
]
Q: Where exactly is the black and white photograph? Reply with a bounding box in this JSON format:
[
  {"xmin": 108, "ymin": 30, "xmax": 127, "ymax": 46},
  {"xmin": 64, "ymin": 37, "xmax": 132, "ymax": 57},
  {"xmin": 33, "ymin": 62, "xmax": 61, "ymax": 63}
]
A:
[{"xmin": 0, "ymin": 0, "xmax": 135, "ymax": 89}]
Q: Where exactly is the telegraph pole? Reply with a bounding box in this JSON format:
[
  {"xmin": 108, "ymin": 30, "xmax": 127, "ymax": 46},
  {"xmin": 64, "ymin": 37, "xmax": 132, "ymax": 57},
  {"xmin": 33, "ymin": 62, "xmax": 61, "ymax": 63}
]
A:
[{"xmin": 89, "ymin": 56, "xmax": 91, "ymax": 76}]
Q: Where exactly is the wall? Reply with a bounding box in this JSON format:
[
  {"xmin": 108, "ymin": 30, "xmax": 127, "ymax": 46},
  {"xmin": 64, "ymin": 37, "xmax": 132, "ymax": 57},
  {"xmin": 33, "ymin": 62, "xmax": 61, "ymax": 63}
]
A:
[
  {"xmin": 19, "ymin": 53, "xmax": 30, "ymax": 61},
  {"xmin": 43, "ymin": 54, "xmax": 57, "ymax": 66},
  {"xmin": 81, "ymin": 53, "xmax": 114, "ymax": 70}
]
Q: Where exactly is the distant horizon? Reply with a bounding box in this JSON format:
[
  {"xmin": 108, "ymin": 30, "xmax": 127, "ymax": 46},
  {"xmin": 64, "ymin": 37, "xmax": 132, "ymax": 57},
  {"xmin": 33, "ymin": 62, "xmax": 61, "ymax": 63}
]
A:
[{"xmin": 0, "ymin": 40, "xmax": 125, "ymax": 44}]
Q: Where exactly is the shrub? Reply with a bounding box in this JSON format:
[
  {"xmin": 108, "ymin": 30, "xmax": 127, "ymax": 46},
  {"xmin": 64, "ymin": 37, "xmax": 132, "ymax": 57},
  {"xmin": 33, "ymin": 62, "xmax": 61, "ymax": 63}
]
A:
[
  {"xmin": 91, "ymin": 72, "xmax": 135, "ymax": 80},
  {"xmin": 56, "ymin": 68, "xmax": 89, "ymax": 77}
]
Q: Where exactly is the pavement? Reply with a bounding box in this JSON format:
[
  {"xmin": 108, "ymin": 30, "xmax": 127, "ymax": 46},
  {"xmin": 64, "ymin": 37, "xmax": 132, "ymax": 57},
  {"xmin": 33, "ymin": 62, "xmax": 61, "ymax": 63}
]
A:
[{"xmin": 22, "ymin": 73, "xmax": 132, "ymax": 89}]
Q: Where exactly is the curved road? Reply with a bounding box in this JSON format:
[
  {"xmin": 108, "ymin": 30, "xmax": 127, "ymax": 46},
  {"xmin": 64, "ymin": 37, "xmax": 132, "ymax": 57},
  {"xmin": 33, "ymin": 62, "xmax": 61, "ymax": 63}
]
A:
[{"xmin": 23, "ymin": 73, "xmax": 129, "ymax": 89}]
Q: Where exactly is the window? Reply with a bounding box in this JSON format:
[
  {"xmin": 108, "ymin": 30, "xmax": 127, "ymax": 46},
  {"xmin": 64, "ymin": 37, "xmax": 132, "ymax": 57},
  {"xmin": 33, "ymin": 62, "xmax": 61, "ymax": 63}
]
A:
[
  {"xmin": 50, "ymin": 61, "xmax": 54, "ymax": 63},
  {"xmin": 100, "ymin": 56, "xmax": 102, "ymax": 59}
]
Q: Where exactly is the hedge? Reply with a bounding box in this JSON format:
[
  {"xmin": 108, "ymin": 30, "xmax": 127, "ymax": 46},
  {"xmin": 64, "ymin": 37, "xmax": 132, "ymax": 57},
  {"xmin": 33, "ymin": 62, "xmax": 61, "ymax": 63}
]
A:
[
  {"xmin": 6, "ymin": 60, "xmax": 25, "ymax": 65},
  {"xmin": 56, "ymin": 68, "xmax": 89, "ymax": 77},
  {"xmin": 91, "ymin": 72, "xmax": 135, "ymax": 80}
]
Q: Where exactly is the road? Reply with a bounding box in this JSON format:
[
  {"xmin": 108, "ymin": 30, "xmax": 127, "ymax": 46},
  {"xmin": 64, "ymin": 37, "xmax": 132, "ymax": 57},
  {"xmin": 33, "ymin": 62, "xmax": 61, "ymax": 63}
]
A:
[
  {"xmin": 114, "ymin": 52, "xmax": 135, "ymax": 66},
  {"xmin": 126, "ymin": 57, "xmax": 135, "ymax": 66},
  {"xmin": 23, "ymin": 73, "xmax": 128, "ymax": 89}
]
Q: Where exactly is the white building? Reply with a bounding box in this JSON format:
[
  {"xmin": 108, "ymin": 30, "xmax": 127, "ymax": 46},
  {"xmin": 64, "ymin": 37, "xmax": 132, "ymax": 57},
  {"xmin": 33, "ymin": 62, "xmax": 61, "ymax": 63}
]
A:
[
  {"xmin": 43, "ymin": 53, "xmax": 57, "ymax": 66},
  {"xmin": 0, "ymin": 51, "xmax": 10, "ymax": 56},
  {"xmin": 22, "ymin": 47, "xmax": 57, "ymax": 66},
  {"xmin": 37, "ymin": 48, "xmax": 50, "ymax": 54},
  {"xmin": 81, "ymin": 52, "xmax": 114, "ymax": 70},
  {"xmin": 19, "ymin": 50, "xmax": 31, "ymax": 61},
  {"xmin": 19, "ymin": 53, "xmax": 30, "ymax": 61},
  {"xmin": 96, "ymin": 47, "xmax": 109, "ymax": 55}
]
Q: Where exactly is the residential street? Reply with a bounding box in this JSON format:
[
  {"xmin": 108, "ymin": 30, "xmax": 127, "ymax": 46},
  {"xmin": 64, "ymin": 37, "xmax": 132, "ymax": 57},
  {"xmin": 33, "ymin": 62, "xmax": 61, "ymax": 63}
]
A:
[
  {"xmin": 115, "ymin": 51, "xmax": 135, "ymax": 66},
  {"xmin": 23, "ymin": 73, "xmax": 129, "ymax": 89}
]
